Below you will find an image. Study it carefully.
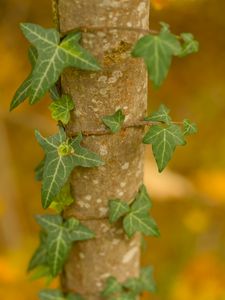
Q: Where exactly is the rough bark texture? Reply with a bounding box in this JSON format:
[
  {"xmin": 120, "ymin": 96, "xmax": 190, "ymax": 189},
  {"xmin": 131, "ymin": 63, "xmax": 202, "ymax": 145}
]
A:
[{"xmin": 57, "ymin": 1, "xmax": 150, "ymax": 299}]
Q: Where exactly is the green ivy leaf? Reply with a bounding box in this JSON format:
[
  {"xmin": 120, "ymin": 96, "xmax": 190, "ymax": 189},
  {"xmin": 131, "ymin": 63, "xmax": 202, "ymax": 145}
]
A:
[
  {"xmin": 49, "ymin": 85, "xmax": 60, "ymax": 101},
  {"xmin": 39, "ymin": 289, "xmax": 65, "ymax": 300},
  {"xmin": 108, "ymin": 199, "xmax": 130, "ymax": 223},
  {"xmin": 132, "ymin": 23, "xmax": 181, "ymax": 87},
  {"xmin": 29, "ymin": 265, "xmax": 52, "ymax": 282},
  {"xmin": 143, "ymin": 124, "xmax": 186, "ymax": 172},
  {"xmin": 36, "ymin": 215, "xmax": 94, "ymax": 277},
  {"xmin": 123, "ymin": 278, "xmax": 143, "ymax": 295},
  {"xmin": 69, "ymin": 224, "xmax": 95, "ymax": 242},
  {"xmin": 101, "ymin": 277, "xmax": 123, "ymax": 298},
  {"xmin": 35, "ymin": 127, "xmax": 104, "ymax": 208},
  {"xmin": 183, "ymin": 119, "xmax": 198, "ymax": 136},
  {"xmin": 10, "ymin": 46, "xmax": 37, "ymax": 111},
  {"xmin": 49, "ymin": 182, "xmax": 74, "ymax": 213},
  {"xmin": 35, "ymin": 156, "xmax": 46, "ymax": 181},
  {"xmin": 28, "ymin": 231, "xmax": 48, "ymax": 271},
  {"xmin": 47, "ymin": 226, "xmax": 71, "ymax": 276},
  {"xmin": 178, "ymin": 33, "xmax": 199, "ymax": 57},
  {"xmin": 145, "ymin": 104, "xmax": 171, "ymax": 125},
  {"xmin": 102, "ymin": 109, "xmax": 125, "ymax": 133},
  {"xmin": 139, "ymin": 267, "xmax": 156, "ymax": 293},
  {"xmin": 49, "ymin": 95, "xmax": 75, "ymax": 125},
  {"xmin": 20, "ymin": 23, "xmax": 101, "ymax": 104},
  {"xmin": 67, "ymin": 294, "xmax": 85, "ymax": 300},
  {"xmin": 123, "ymin": 185, "xmax": 159, "ymax": 238}
]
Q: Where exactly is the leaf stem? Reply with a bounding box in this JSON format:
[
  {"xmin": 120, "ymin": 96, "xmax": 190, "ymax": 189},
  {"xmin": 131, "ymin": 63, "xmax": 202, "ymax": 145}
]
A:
[{"xmin": 67, "ymin": 120, "xmax": 183, "ymax": 137}]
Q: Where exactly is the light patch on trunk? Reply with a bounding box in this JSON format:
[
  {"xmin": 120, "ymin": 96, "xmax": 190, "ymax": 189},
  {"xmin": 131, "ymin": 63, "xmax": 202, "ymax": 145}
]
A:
[{"xmin": 122, "ymin": 247, "xmax": 138, "ymax": 264}]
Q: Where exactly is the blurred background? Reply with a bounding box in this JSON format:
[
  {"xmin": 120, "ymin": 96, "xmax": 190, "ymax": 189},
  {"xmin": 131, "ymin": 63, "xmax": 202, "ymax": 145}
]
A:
[{"xmin": 0, "ymin": 0, "xmax": 225, "ymax": 299}]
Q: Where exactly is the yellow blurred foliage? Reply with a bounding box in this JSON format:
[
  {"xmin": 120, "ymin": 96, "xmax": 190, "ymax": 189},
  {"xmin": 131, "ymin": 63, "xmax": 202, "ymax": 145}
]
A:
[
  {"xmin": 183, "ymin": 209, "xmax": 209, "ymax": 233},
  {"xmin": 151, "ymin": 0, "xmax": 206, "ymax": 10},
  {"xmin": 194, "ymin": 170, "xmax": 225, "ymax": 204},
  {"xmin": 172, "ymin": 254, "xmax": 225, "ymax": 300}
]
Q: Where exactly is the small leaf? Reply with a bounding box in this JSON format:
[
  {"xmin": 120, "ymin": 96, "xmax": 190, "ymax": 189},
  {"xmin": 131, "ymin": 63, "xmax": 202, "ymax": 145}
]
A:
[
  {"xmin": 35, "ymin": 127, "xmax": 103, "ymax": 208},
  {"xmin": 183, "ymin": 119, "xmax": 198, "ymax": 136},
  {"xmin": 101, "ymin": 277, "xmax": 123, "ymax": 298},
  {"xmin": 178, "ymin": 33, "xmax": 199, "ymax": 57},
  {"xmin": 143, "ymin": 124, "xmax": 186, "ymax": 172},
  {"xmin": 69, "ymin": 224, "xmax": 95, "ymax": 242},
  {"xmin": 123, "ymin": 185, "xmax": 159, "ymax": 238},
  {"xmin": 35, "ymin": 156, "xmax": 46, "ymax": 181},
  {"xmin": 10, "ymin": 46, "xmax": 37, "ymax": 110},
  {"xmin": 36, "ymin": 214, "xmax": 63, "ymax": 232},
  {"xmin": 145, "ymin": 104, "xmax": 171, "ymax": 125},
  {"xmin": 139, "ymin": 266, "xmax": 156, "ymax": 293},
  {"xmin": 20, "ymin": 23, "xmax": 101, "ymax": 104},
  {"xmin": 67, "ymin": 294, "xmax": 85, "ymax": 300},
  {"xmin": 39, "ymin": 289, "xmax": 65, "ymax": 300},
  {"xmin": 47, "ymin": 227, "xmax": 71, "ymax": 276},
  {"xmin": 49, "ymin": 95, "xmax": 75, "ymax": 125},
  {"xmin": 123, "ymin": 278, "xmax": 143, "ymax": 295},
  {"xmin": 108, "ymin": 199, "xmax": 130, "ymax": 223},
  {"xmin": 28, "ymin": 231, "xmax": 48, "ymax": 271},
  {"xmin": 50, "ymin": 182, "xmax": 74, "ymax": 213},
  {"xmin": 102, "ymin": 109, "xmax": 125, "ymax": 133},
  {"xmin": 123, "ymin": 214, "xmax": 159, "ymax": 238},
  {"xmin": 132, "ymin": 23, "xmax": 181, "ymax": 87},
  {"xmin": 29, "ymin": 265, "xmax": 52, "ymax": 282},
  {"xmin": 49, "ymin": 85, "xmax": 60, "ymax": 101}
]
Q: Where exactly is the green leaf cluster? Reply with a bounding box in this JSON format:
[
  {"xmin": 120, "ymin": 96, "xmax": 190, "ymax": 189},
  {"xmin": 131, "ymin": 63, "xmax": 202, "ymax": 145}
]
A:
[
  {"xmin": 39, "ymin": 289, "xmax": 84, "ymax": 300},
  {"xmin": 35, "ymin": 126, "xmax": 104, "ymax": 208},
  {"xmin": 143, "ymin": 104, "xmax": 197, "ymax": 172},
  {"xmin": 132, "ymin": 22, "xmax": 199, "ymax": 87},
  {"xmin": 101, "ymin": 266, "xmax": 156, "ymax": 300},
  {"xmin": 108, "ymin": 185, "xmax": 159, "ymax": 238},
  {"xmin": 28, "ymin": 215, "xmax": 95, "ymax": 277},
  {"xmin": 102, "ymin": 109, "xmax": 125, "ymax": 133},
  {"xmin": 10, "ymin": 23, "xmax": 100, "ymax": 109}
]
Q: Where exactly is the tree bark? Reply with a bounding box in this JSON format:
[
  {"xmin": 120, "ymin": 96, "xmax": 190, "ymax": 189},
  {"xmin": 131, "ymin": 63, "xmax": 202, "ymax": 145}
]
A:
[{"xmin": 56, "ymin": 1, "xmax": 150, "ymax": 299}]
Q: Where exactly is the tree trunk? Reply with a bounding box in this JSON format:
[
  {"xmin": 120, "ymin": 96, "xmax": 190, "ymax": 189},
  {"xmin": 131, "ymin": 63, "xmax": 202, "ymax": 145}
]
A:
[{"xmin": 56, "ymin": 1, "xmax": 150, "ymax": 299}]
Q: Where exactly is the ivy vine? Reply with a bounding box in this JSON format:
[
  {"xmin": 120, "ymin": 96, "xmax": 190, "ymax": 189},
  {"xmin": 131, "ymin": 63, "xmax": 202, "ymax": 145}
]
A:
[{"xmin": 10, "ymin": 18, "xmax": 199, "ymax": 300}]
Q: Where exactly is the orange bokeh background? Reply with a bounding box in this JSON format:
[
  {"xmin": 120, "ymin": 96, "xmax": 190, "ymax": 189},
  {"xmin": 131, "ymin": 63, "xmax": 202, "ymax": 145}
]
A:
[{"xmin": 0, "ymin": 0, "xmax": 225, "ymax": 299}]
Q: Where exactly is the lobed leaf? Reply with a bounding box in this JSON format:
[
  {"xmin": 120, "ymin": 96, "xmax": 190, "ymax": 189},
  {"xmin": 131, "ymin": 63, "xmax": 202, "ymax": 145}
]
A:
[
  {"xmin": 123, "ymin": 185, "xmax": 159, "ymax": 238},
  {"xmin": 28, "ymin": 231, "xmax": 48, "ymax": 271},
  {"xmin": 145, "ymin": 104, "xmax": 171, "ymax": 125},
  {"xmin": 132, "ymin": 23, "xmax": 181, "ymax": 87},
  {"xmin": 101, "ymin": 277, "xmax": 122, "ymax": 298},
  {"xmin": 49, "ymin": 95, "xmax": 75, "ymax": 125},
  {"xmin": 183, "ymin": 119, "xmax": 198, "ymax": 136},
  {"xmin": 19, "ymin": 23, "xmax": 100, "ymax": 104},
  {"xmin": 143, "ymin": 124, "xmax": 186, "ymax": 172},
  {"xmin": 69, "ymin": 224, "xmax": 95, "ymax": 242},
  {"xmin": 39, "ymin": 289, "xmax": 65, "ymax": 300},
  {"xmin": 47, "ymin": 227, "xmax": 71, "ymax": 276},
  {"xmin": 49, "ymin": 182, "xmax": 74, "ymax": 213},
  {"xmin": 102, "ymin": 109, "xmax": 125, "ymax": 133},
  {"xmin": 35, "ymin": 127, "xmax": 103, "ymax": 208},
  {"xmin": 108, "ymin": 199, "xmax": 130, "ymax": 223},
  {"xmin": 10, "ymin": 46, "xmax": 37, "ymax": 110},
  {"xmin": 178, "ymin": 33, "xmax": 199, "ymax": 57}
]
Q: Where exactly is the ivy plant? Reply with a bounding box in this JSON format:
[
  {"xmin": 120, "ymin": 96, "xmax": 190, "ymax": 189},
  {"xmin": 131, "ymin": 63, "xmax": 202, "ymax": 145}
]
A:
[
  {"xmin": 10, "ymin": 17, "xmax": 199, "ymax": 300},
  {"xmin": 108, "ymin": 185, "xmax": 160, "ymax": 238},
  {"xmin": 101, "ymin": 266, "xmax": 156, "ymax": 300}
]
